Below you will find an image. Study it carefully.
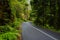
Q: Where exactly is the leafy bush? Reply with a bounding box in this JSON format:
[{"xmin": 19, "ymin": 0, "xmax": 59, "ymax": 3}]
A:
[
  {"xmin": 0, "ymin": 0, "xmax": 24, "ymax": 40},
  {"xmin": 0, "ymin": 31, "xmax": 20, "ymax": 40}
]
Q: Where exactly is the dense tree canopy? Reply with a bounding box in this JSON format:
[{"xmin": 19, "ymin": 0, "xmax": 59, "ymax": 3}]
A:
[{"xmin": 30, "ymin": 0, "xmax": 60, "ymax": 30}]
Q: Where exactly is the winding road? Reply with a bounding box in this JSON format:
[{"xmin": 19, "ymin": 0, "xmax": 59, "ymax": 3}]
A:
[{"xmin": 22, "ymin": 22, "xmax": 60, "ymax": 40}]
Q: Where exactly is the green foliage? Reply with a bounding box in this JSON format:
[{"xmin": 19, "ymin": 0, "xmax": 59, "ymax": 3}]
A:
[
  {"xmin": 0, "ymin": 31, "xmax": 20, "ymax": 40},
  {"xmin": 0, "ymin": 24, "xmax": 21, "ymax": 40},
  {"xmin": 0, "ymin": 0, "xmax": 11, "ymax": 25},
  {"xmin": 0, "ymin": 25, "xmax": 10, "ymax": 34},
  {"xmin": 0, "ymin": 0, "xmax": 28, "ymax": 40},
  {"xmin": 30, "ymin": 0, "xmax": 60, "ymax": 32},
  {"xmin": 0, "ymin": 0, "xmax": 31, "ymax": 39}
]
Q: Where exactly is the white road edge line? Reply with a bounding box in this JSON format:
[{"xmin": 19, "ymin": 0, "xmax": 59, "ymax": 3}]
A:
[{"xmin": 32, "ymin": 26, "xmax": 58, "ymax": 40}]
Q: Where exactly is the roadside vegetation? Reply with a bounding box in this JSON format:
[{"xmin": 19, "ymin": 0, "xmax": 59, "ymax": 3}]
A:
[
  {"xmin": 0, "ymin": 0, "xmax": 30, "ymax": 40},
  {"xmin": 30, "ymin": 0, "xmax": 60, "ymax": 32}
]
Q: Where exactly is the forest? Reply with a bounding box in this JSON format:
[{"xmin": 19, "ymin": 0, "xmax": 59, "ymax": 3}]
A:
[
  {"xmin": 30, "ymin": 0, "xmax": 60, "ymax": 32},
  {"xmin": 0, "ymin": 0, "xmax": 60, "ymax": 40}
]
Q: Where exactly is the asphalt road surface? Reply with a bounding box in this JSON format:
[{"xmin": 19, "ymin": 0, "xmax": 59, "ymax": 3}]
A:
[{"xmin": 22, "ymin": 22, "xmax": 60, "ymax": 40}]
